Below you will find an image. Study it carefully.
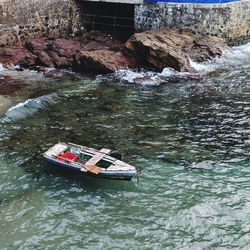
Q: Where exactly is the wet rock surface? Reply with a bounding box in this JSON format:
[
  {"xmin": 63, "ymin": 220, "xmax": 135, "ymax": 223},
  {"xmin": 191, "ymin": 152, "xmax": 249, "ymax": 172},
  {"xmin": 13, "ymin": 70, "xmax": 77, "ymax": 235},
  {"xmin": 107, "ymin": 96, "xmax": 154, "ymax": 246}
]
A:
[
  {"xmin": 74, "ymin": 50, "xmax": 137, "ymax": 74},
  {"xmin": 0, "ymin": 30, "xmax": 227, "ymax": 75},
  {"xmin": 125, "ymin": 29, "xmax": 228, "ymax": 73},
  {"xmin": 0, "ymin": 45, "xmax": 37, "ymax": 68},
  {"xmin": 184, "ymin": 37, "xmax": 227, "ymax": 62}
]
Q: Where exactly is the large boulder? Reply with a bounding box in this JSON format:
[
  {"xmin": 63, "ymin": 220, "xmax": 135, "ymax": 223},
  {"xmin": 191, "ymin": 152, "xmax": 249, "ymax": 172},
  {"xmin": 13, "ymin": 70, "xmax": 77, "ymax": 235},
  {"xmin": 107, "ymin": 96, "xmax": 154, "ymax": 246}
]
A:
[
  {"xmin": 26, "ymin": 38, "xmax": 81, "ymax": 68},
  {"xmin": 47, "ymin": 51, "xmax": 70, "ymax": 68},
  {"xmin": 0, "ymin": 45, "xmax": 37, "ymax": 68},
  {"xmin": 184, "ymin": 37, "xmax": 227, "ymax": 62},
  {"xmin": 50, "ymin": 38, "xmax": 81, "ymax": 58},
  {"xmin": 74, "ymin": 50, "xmax": 137, "ymax": 74},
  {"xmin": 26, "ymin": 39, "xmax": 49, "ymax": 53},
  {"xmin": 36, "ymin": 51, "xmax": 54, "ymax": 68},
  {"xmin": 71, "ymin": 32, "xmax": 137, "ymax": 73},
  {"xmin": 125, "ymin": 29, "xmax": 227, "ymax": 73}
]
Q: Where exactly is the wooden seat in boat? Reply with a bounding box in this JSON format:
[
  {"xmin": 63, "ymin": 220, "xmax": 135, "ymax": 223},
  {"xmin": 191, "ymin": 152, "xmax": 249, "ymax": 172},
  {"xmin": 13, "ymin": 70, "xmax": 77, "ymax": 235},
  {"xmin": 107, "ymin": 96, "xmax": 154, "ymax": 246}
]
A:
[
  {"xmin": 84, "ymin": 165, "xmax": 101, "ymax": 174},
  {"xmin": 83, "ymin": 148, "xmax": 110, "ymax": 174}
]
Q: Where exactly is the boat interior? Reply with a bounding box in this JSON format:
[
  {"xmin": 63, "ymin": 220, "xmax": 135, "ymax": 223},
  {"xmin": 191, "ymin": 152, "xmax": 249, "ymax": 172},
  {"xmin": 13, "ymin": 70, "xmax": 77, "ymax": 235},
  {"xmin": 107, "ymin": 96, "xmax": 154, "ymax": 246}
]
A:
[{"xmin": 54, "ymin": 144, "xmax": 114, "ymax": 170}]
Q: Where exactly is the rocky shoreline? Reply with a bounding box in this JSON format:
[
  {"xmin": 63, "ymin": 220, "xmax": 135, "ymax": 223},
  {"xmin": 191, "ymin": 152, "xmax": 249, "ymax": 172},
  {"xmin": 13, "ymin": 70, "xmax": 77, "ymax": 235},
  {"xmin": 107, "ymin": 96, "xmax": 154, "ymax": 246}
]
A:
[
  {"xmin": 0, "ymin": 28, "xmax": 229, "ymax": 115},
  {"xmin": 0, "ymin": 29, "xmax": 227, "ymax": 76}
]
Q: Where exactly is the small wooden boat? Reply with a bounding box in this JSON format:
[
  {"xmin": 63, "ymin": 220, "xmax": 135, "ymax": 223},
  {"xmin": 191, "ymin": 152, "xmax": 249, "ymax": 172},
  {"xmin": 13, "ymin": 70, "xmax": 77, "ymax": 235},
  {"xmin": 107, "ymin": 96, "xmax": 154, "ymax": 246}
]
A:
[{"xmin": 43, "ymin": 142, "xmax": 137, "ymax": 180}]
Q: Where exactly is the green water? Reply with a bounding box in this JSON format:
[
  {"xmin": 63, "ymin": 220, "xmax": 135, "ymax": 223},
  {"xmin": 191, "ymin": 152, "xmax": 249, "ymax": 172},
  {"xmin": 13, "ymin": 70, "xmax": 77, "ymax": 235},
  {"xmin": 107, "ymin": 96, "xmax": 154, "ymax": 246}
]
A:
[{"xmin": 0, "ymin": 44, "xmax": 250, "ymax": 249}]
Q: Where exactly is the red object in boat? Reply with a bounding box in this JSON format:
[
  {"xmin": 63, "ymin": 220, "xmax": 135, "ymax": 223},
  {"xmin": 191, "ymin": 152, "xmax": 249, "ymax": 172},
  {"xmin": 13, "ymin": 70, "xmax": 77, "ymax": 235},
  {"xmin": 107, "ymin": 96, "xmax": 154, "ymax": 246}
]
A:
[{"xmin": 58, "ymin": 151, "xmax": 78, "ymax": 162}]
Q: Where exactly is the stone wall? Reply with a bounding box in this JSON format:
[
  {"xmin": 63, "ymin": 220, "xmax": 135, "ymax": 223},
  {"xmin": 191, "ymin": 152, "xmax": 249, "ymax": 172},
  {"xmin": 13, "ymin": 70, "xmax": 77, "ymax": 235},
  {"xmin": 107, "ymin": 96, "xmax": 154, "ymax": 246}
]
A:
[
  {"xmin": 1, "ymin": 0, "xmax": 250, "ymax": 46},
  {"xmin": 80, "ymin": 0, "xmax": 143, "ymax": 3},
  {"xmin": 0, "ymin": 0, "xmax": 83, "ymax": 46},
  {"xmin": 135, "ymin": 1, "xmax": 250, "ymax": 44}
]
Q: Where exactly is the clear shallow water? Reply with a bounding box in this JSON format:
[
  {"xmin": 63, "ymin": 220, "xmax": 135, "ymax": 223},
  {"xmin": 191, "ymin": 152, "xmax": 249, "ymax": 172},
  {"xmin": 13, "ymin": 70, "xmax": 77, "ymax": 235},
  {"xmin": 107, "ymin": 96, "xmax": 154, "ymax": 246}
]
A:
[{"xmin": 0, "ymin": 44, "xmax": 250, "ymax": 249}]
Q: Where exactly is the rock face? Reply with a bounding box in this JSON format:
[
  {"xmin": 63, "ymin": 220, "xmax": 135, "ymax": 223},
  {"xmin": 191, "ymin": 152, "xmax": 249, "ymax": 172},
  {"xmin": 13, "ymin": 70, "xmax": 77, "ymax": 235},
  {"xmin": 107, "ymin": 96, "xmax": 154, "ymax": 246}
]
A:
[
  {"xmin": 0, "ymin": 30, "xmax": 227, "ymax": 74},
  {"xmin": 0, "ymin": 45, "xmax": 37, "ymax": 68},
  {"xmin": 0, "ymin": 32, "xmax": 137, "ymax": 73},
  {"xmin": 125, "ymin": 29, "xmax": 227, "ymax": 73},
  {"xmin": 74, "ymin": 50, "xmax": 137, "ymax": 74},
  {"xmin": 184, "ymin": 37, "xmax": 227, "ymax": 62},
  {"xmin": 72, "ymin": 32, "xmax": 137, "ymax": 73}
]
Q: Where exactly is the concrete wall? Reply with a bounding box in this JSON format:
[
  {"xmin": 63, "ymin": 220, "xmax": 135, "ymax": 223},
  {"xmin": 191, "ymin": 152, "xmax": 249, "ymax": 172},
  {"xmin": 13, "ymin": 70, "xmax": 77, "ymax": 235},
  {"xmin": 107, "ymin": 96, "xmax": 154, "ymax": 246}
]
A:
[
  {"xmin": 0, "ymin": 0, "xmax": 83, "ymax": 46},
  {"xmin": 135, "ymin": 1, "xmax": 250, "ymax": 44}
]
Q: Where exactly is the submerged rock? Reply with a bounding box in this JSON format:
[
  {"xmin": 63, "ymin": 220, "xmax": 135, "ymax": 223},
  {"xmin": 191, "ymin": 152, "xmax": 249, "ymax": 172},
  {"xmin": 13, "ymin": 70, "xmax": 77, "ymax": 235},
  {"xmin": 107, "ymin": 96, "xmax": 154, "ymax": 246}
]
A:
[
  {"xmin": 0, "ymin": 75, "xmax": 27, "ymax": 95},
  {"xmin": 0, "ymin": 95, "xmax": 12, "ymax": 116},
  {"xmin": 184, "ymin": 160, "xmax": 215, "ymax": 170},
  {"xmin": 43, "ymin": 69, "xmax": 79, "ymax": 80}
]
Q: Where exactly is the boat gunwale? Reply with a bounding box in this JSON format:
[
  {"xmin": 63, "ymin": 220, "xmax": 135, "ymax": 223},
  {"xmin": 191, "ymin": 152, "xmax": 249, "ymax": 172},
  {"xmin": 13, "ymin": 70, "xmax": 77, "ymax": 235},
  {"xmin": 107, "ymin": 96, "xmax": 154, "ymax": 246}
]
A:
[
  {"xmin": 43, "ymin": 153, "xmax": 136, "ymax": 174},
  {"xmin": 44, "ymin": 155, "xmax": 136, "ymax": 177}
]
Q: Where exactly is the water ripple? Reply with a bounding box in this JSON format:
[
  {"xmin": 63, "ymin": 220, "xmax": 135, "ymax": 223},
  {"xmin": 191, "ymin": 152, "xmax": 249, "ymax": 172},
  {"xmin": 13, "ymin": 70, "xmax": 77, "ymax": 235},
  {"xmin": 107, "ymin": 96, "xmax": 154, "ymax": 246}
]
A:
[{"xmin": 0, "ymin": 43, "xmax": 250, "ymax": 249}]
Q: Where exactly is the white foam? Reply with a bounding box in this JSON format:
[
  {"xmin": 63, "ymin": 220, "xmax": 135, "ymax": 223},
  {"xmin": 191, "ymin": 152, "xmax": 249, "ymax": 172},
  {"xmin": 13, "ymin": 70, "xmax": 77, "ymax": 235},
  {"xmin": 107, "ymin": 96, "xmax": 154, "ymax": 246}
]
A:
[
  {"xmin": 191, "ymin": 42, "xmax": 250, "ymax": 73},
  {"xmin": 114, "ymin": 70, "xmax": 155, "ymax": 84},
  {"xmin": 160, "ymin": 67, "xmax": 190, "ymax": 78},
  {"xmin": 2, "ymin": 94, "xmax": 57, "ymax": 122},
  {"xmin": 190, "ymin": 60, "xmax": 216, "ymax": 73},
  {"xmin": 110, "ymin": 43, "xmax": 250, "ymax": 85},
  {"xmin": 0, "ymin": 64, "xmax": 5, "ymax": 72},
  {"xmin": 113, "ymin": 68, "xmax": 191, "ymax": 86}
]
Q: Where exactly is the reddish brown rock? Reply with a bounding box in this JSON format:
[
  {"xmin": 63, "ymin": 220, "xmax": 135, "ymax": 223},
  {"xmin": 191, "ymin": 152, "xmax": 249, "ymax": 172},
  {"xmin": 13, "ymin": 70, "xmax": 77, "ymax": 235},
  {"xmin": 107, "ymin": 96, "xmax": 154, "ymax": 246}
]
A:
[
  {"xmin": 26, "ymin": 39, "xmax": 49, "ymax": 53},
  {"xmin": 125, "ymin": 29, "xmax": 227, "ymax": 73},
  {"xmin": 125, "ymin": 29, "xmax": 194, "ymax": 72},
  {"xmin": 0, "ymin": 45, "xmax": 37, "ymax": 67},
  {"xmin": 36, "ymin": 51, "xmax": 54, "ymax": 68},
  {"xmin": 74, "ymin": 50, "xmax": 138, "ymax": 74},
  {"xmin": 0, "ymin": 30, "xmax": 227, "ymax": 75},
  {"xmin": 47, "ymin": 51, "xmax": 69, "ymax": 68},
  {"xmin": 50, "ymin": 38, "xmax": 81, "ymax": 58}
]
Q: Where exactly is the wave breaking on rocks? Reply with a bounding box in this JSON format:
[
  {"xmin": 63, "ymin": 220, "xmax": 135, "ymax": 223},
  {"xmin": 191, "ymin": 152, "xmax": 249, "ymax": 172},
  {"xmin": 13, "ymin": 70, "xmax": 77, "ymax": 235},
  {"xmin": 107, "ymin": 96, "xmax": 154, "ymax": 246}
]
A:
[{"xmin": 0, "ymin": 29, "xmax": 228, "ymax": 78}]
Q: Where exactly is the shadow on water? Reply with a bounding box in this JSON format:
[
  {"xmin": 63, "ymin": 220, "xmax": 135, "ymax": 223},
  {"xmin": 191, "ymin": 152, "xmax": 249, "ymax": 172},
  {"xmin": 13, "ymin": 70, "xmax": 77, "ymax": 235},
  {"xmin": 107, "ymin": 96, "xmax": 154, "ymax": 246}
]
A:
[
  {"xmin": 43, "ymin": 161, "xmax": 139, "ymax": 190},
  {"xmin": 0, "ymin": 154, "xmax": 140, "ymax": 209}
]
